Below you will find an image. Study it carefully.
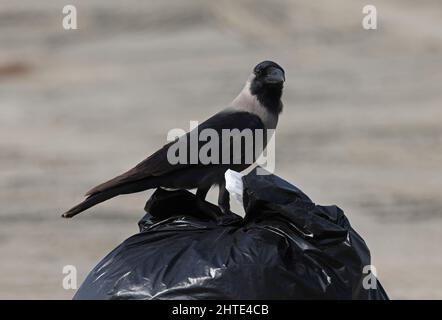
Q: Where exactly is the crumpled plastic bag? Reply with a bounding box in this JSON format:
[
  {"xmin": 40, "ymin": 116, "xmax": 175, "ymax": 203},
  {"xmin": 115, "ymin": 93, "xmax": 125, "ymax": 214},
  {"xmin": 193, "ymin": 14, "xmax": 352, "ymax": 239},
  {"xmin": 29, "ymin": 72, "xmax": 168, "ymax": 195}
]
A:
[{"xmin": 73, "ymin": 169, "xmax": 388, "ymax": 300}]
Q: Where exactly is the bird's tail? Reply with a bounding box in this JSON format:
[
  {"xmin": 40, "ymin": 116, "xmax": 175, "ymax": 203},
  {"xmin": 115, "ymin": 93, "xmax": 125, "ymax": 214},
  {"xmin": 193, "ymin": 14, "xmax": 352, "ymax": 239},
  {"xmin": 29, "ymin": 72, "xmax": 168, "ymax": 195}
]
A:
[
  {"xmin": 62, "ymin": 179, "xmax": 156, "ymax": 218},
  {"xmin": 62, "ymin": 188, "xmax": 121, "ymax": 218}
]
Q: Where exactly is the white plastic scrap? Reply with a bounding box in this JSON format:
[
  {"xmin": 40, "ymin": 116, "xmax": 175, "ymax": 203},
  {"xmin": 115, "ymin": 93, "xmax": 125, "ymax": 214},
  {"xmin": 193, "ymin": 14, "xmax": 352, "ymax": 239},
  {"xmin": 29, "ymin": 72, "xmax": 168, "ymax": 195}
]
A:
[{"xmin": 224, "ymin": 169, "xmax": 244, "ymax": 206}]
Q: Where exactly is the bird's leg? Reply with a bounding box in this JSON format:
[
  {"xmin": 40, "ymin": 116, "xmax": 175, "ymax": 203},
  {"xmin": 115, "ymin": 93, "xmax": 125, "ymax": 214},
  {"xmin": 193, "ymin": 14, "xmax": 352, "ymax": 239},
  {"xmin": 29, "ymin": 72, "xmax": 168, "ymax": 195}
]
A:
[
  {"xmin": 196, "ymin": 187, "xmax": 209, "ymax": 200},
  {"xmin": 195, "ymin": 187, "xmax": 211, "ymax": 214},
  {"xmin": 218, "ymin": 179, "xmax": 231, "ymax": 214}
]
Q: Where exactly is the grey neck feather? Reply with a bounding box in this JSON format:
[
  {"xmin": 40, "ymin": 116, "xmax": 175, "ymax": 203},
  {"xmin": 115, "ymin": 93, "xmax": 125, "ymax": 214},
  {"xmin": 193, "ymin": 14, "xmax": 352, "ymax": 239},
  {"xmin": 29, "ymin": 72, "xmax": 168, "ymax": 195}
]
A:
[{"xmin": 228, "ymin": 77, "xmax": 279, "ymax": 129}]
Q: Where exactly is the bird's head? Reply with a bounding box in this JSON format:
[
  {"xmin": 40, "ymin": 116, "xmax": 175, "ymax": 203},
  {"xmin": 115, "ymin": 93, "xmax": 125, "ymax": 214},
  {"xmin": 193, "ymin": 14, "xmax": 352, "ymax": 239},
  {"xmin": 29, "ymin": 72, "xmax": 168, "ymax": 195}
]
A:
[{"xmin": 249, "ymin": 61, "xmax": 285, "ymax": 114}]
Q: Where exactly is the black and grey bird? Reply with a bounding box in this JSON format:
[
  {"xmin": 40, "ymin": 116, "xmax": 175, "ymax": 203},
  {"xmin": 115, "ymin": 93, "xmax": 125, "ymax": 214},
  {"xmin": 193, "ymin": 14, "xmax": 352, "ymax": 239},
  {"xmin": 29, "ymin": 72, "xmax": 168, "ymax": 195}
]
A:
[{"xmin": 63, "ymin": 60, "xmax": 286, "ymax": 218}]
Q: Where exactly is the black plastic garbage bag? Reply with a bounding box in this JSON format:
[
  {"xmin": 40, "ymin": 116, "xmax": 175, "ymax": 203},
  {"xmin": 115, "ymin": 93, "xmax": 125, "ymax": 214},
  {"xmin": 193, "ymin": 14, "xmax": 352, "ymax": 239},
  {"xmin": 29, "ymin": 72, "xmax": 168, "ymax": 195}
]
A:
[{"xmin": 73, "ymin": 170, "xmax": 388, "ymax": 300}]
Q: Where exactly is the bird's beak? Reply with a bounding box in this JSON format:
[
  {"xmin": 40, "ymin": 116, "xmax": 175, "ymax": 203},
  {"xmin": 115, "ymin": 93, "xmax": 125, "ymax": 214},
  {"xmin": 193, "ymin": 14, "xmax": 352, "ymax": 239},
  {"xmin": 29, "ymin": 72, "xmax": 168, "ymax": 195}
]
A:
[{"xmin": 264, "ymin": 67, "xmax": 285, "ymax": 84}]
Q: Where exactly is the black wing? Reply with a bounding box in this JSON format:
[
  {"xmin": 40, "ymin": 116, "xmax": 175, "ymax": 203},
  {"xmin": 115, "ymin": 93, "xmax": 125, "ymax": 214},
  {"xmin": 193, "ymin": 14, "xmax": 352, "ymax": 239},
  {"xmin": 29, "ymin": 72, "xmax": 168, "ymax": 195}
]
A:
[{"xmin": 85, "ymin": 110, "xmax": 264, "ymax": 196}]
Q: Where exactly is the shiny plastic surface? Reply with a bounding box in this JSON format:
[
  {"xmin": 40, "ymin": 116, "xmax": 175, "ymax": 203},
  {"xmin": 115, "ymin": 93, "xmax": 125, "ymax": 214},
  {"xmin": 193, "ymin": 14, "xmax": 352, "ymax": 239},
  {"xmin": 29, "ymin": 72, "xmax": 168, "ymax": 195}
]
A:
[{"xmin": 74, "ymin": 170, "xmax": 388, "ymax": 300}]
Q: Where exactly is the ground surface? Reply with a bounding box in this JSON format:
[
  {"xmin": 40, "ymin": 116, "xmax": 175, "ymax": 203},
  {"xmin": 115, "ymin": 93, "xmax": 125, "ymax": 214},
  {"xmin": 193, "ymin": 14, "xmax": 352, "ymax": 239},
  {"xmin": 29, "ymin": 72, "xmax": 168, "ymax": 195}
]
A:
[{"xmin": 0, "ymin": 0, "xmax": 441, "ymax": 299}]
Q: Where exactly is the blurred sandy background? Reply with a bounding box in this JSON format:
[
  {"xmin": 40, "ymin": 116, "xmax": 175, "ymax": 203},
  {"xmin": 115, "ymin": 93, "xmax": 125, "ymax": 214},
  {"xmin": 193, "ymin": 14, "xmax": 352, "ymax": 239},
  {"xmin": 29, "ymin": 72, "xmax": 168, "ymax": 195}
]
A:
[{"xmin": 0, "ymin": 0, "xmax": 441, "ymax": 299}]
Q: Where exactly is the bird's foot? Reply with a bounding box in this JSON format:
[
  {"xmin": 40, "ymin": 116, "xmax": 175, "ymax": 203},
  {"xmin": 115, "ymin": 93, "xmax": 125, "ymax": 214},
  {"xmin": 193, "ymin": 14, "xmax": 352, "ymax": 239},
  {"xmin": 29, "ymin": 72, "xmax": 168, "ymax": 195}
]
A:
[{"xmin": 219, "ymin": 205, "xmax": 234, "ymax": 215}]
